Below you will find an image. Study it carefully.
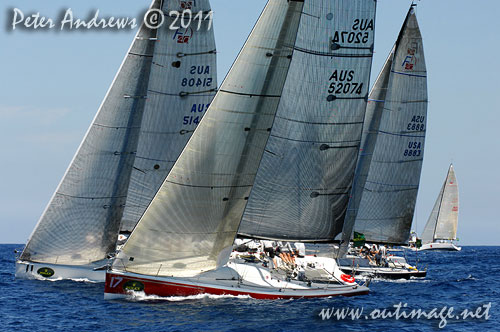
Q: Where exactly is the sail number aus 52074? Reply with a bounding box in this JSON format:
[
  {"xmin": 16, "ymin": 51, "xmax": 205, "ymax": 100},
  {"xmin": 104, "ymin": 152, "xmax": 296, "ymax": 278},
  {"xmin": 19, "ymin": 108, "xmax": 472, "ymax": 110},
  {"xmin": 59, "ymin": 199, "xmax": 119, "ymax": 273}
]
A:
[
  {"xmin": 327, "ymin": 70, "xmax": 364, "ymax": 96},
  {"xmin": 332, "ymin": 19, "xmax": 373, "ymax": 45}
]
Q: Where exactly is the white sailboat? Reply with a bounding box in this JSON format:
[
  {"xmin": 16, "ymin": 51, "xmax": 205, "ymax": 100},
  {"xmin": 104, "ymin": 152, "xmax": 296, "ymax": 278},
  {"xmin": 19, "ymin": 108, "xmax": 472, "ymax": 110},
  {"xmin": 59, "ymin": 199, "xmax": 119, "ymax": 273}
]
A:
[
  {"xmin": 105, "ymin": 0, "xmax": 377, "ymax": 300},
  {"xmin": 338, "ymin": 5, "xmax": 428, "ymax": 279},
  {"xmin": 418, "ymin": 164, "xmax": 461, "ymax": 251},
  {"xmin": 16, "ymin": 0, "xmax": 217, "ymax": 282}
]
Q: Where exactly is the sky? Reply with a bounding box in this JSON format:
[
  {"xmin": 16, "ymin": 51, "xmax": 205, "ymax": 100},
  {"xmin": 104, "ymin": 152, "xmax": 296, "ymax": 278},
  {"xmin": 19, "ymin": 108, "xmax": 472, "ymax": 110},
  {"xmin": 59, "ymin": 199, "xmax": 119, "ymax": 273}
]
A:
[{"xmin": 0, "ymin": 0, "xmax": 498, "ymax": 245}]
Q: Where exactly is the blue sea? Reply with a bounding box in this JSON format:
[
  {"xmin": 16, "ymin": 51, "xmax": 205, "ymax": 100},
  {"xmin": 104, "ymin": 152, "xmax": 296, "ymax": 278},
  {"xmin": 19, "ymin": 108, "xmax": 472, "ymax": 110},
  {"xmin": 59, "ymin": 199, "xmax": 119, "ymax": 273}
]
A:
[{"xmin": 1, "ymin": 244, "xmax": 498, "ymax": 331}]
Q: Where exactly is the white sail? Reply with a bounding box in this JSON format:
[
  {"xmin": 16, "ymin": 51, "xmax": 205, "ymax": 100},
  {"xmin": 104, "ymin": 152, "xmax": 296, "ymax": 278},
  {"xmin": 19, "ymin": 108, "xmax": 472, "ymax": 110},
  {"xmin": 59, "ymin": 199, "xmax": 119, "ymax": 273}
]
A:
[
  {"xmin": 237, "ymin": 0, "xmax": 377, "ymax": 241},
  {"xmin": 115, "ymin": 0, "xmax": 306, "ymax": 278},
  {"xmin": 421, "ymin": 164, "xmax": 459, "ymax": 244},
  {"xmin": 120, "ymin": 0, "xmax": 217, "ymax": 232},
  {"xmin": 346, "ymin": 6, "xmax": 427, "ymax": 245},
  {"xmin": 20, "ymin": 0, "xmax": 163, "ymax": 266}
]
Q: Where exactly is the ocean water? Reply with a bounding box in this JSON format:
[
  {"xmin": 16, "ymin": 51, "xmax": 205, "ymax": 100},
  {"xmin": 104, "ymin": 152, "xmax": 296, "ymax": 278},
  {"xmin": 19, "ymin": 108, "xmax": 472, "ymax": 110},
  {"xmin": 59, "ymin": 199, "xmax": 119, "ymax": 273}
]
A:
[{"xmin": 1, "ymin": 244, "xmax": 498, "ymax": 331}]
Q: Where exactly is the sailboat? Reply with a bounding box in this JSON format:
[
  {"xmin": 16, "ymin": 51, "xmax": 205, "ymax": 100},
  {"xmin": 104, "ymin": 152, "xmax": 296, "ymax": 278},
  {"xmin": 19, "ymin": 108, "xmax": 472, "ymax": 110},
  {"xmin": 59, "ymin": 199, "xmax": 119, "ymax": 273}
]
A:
[
  {"xmin": 105, "ymin": 0, "xmax": 376, "ymax": 300},
  {"xmin": 15, "ymin": 0, "xmax": 217, "ymax": 282},
  {"xmin": 337, "ymin": 5, "xmax": 429, "ymax": 279},
  {"xmin": 418, "ymin": 164, "xmax": 461, "ymax": 251}
]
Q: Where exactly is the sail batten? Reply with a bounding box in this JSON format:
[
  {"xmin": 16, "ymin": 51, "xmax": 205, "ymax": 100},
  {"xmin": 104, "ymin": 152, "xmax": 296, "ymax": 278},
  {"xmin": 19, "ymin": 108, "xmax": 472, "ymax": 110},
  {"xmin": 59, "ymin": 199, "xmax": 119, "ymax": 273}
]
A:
[{"xmin": 344, "ymin": 6, "xmax": 427, "ymax": 246}]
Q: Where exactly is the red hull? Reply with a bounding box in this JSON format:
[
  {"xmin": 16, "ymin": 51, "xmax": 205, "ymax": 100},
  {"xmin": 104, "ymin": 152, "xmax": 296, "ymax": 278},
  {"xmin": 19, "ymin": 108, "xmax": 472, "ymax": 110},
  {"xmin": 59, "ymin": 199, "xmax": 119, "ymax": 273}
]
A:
[{"xmin": 105, "ymin": 272, "xmax": 369, "ymax": 300}]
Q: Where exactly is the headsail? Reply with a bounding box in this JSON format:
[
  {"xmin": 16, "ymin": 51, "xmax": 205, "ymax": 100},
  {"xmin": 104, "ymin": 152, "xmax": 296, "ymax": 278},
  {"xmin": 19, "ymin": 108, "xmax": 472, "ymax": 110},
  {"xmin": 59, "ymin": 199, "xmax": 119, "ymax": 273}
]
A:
[
  {"xmin": 120, "ymin": 0, "xmax": 217, "ymax": 232},
  {"xmin": 20, "ymin": 0, "xmax": 163, "ymax": 266},
  {"xmin": 115, "ymin": 0, "xmax": 305, "ymax": 277},
  {"xmin": 344, "ymin": 6, "xmax": 428, "ymax": 246},
  {"xmin": 237, "ymin": 0, "xmax": 377, "ymax": 242},
  {"xmin": 421, "ymin": 164, "xmax": 459, "ymax": 244}
]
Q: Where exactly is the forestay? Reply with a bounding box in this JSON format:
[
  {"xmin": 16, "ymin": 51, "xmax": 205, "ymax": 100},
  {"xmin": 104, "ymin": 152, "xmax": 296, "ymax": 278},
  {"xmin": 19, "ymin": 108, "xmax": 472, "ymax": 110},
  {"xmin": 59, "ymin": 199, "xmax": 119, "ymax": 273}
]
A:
[
  {"xmin": 421, "ymin": 164, "xmax": 459, "ymax": 243},
  {"xmin": 238, "ymin": 0, "xmax": 376, "ymax": 242},
  {"xmin": 20, "ymin": 0, "xmax": 161, "ymax": 265},
  {"xmin": 349, "ymin": 7, "xmax": 428, "ymax": 245},
  {"xmin": 115, "ymin": 0, "xmax": 304, "ymax": 277},
  {"xmin": 120, "ymin": 0, "xmax": 217, "ymax": 232}
]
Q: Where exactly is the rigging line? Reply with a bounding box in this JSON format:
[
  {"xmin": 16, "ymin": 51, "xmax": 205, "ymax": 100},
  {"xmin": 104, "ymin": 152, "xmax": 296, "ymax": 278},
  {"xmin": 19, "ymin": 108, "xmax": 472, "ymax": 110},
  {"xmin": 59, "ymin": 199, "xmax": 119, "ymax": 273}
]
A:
[{"xmin": 218, "ymin": 89, "xmax": 281, "ymax": 98}]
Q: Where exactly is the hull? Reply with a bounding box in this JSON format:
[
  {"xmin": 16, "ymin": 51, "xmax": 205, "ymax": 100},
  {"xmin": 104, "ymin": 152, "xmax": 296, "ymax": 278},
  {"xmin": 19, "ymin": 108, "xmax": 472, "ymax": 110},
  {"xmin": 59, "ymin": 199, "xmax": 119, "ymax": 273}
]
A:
[
  {"xmin": 16, "ymin": 260, "xmax": 106, "ymax": 282},
  {"xmin": 339, "ymin": 266, "xmax": 426, "ymax": 280},
  {"xmin": 104, "ymin": 262, "xmax": 369, "ymax": 300},
  {"xmin": 419, "ymin": 242, "xmax": 461, "ymax": 251}
]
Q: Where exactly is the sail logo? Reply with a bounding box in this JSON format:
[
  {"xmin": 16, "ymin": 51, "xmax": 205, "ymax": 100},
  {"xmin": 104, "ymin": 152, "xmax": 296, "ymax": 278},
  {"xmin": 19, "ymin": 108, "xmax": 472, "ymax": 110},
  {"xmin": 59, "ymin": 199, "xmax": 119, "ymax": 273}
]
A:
[
  {"xmin": 402, "ymin": 55, "xmax": 415, "ymax": 70},
  {"xmin": 37, "ymin": 267, "xmax": 55, "ymax": 278},
  {"xmin": 173, "ymin": 27, "xmax": 194, "ymax": 43},
  {"xmin": 180, "ymin": 1, "xmax": 195, "ymax": 10},
  {"xmin": 123, "ymin": 280, "xmax": 145, "ymax": 292}
]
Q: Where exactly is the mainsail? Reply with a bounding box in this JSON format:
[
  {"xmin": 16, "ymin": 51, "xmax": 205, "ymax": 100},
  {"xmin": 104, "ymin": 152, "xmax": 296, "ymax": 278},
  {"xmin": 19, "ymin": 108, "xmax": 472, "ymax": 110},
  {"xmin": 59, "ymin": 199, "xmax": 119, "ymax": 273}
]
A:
[
  {"xmin": 237, "ymin": 0, "xmax": 376, "ymax": 242},
  {"xmin": 345, "ymin": 6, "xmax": 428, "ymax": 245},
  {"xmin": 20, "ymin": 0, "xmax": 217, "ymax": 266},
  {"xmin": 421, "ymin": 164, "xmax": 459, "ymax": 244},
  {"xmin": 120, "ymin": 0, "xmax": 217, "ymax": 232}
]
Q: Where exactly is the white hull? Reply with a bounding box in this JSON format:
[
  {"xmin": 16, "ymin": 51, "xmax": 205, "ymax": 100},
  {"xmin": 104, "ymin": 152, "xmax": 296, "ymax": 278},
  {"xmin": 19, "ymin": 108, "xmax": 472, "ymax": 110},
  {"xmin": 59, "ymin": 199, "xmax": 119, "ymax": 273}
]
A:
[
  {"xmin": 105, "ymin": 260, "xmax": 369, "ymax": 300},
  {"xmin": 418, "ymin": 242, "xmax": 461, "ymax": 251},
  {"xmin": 16, "ymin": 260, "xmax": 106, "ymax": 282}
]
